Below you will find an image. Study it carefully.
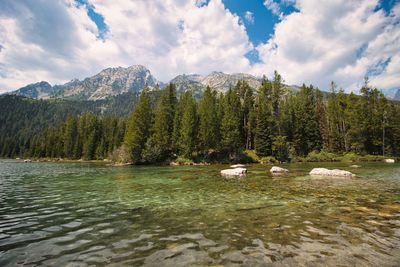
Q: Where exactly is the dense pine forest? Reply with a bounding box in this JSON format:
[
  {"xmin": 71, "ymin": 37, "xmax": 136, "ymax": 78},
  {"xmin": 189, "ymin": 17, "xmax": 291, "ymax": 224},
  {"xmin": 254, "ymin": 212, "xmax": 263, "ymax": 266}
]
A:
[{"xmin": 1, "ymin": 72, "xmax": 400, "ymax": 163}]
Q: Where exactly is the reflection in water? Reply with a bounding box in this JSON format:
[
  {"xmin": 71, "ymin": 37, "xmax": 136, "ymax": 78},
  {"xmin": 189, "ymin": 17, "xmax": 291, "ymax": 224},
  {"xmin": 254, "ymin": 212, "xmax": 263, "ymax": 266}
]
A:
[{"xmin": 0, "ymin": 160, "xmax": 399, "ymax": 266}]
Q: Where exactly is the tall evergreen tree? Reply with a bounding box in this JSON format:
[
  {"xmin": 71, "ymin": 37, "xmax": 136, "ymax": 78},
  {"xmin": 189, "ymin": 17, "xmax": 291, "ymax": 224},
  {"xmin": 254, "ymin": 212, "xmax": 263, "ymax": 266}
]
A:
[
  {"xmin": 124, "ymin": 90, "xmax": 152, "ymax": 163},
  {"xmin": 198, "ymin": 86, "xmax": 220, "ymax": 153},
  {"xmin": 179, "ymin": 91, "xmax": 198, "ymax": 158},
  {"xmin": 255, "ymin": 78, "xmax": 273, "ymax": 156},
  {"xmin": 221, "ymin": 88, "xmax": 241, "ymax": 156},
  {"xmin": 63, "ymin": 114, "xmax": 78, "ymax": 159},
  {"xmin": 142, "ymin": 83, "xmax": 177, "ymax": 162}
]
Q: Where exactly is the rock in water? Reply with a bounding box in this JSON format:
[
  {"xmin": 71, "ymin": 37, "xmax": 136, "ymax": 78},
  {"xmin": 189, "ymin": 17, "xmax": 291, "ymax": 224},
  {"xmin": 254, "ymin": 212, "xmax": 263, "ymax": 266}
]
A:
[
  {"xmin": 350, "ymin": 165, "xmax": 361, "ymax": 168},
  {"xmin": 270, "ymin": 166, "xmax": 289, "ymax": 174},
  {"xmin": 230, "ymin": 164, "xmax": 246, "ymax": 168},
  {"xmin": 384, "ymin": 159, "xmax": 395, "ymax": 163},
  {"xmin": 309, "ymin": 168, "xmax": 355, "ymax": 177},
  {"xmin": 221, "ymin": 168, "xmax": 247, "ymax": 177}
]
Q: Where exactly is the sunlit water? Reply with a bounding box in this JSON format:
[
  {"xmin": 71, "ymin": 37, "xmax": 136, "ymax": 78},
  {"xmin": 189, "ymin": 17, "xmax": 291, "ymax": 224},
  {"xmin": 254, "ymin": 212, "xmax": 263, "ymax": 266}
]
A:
[{"xmin": 0, "ymin": 160, "xmax": 399, "ymax": 266}]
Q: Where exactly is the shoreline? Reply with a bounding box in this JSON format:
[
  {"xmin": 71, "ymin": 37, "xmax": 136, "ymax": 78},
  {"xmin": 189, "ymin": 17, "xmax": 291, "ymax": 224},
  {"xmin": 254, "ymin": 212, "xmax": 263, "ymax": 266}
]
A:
[{"xmin": 4, "ymin": 156, "xmax": 398, "ymax": 166}]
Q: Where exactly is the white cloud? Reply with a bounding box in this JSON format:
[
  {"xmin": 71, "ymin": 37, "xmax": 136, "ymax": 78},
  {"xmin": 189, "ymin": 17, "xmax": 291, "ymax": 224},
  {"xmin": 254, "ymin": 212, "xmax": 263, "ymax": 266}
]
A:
[
  {"xmin": 253, "ymin": 0, "xmax": 400, "ymax": 92},
  {"xmin": 263, "ymin": 0, "xmax": 283, "ymax": 18},
  {"xmin": 0, "ymin": 0, "xmax": 252, "ymax": 92},
  {"xmin": 244, "ymin": 11, "xmax": 254, "ymax": 24},
  {"xmin": 0, "ymin": 0, "xmax": 398, "ymax": 93}
]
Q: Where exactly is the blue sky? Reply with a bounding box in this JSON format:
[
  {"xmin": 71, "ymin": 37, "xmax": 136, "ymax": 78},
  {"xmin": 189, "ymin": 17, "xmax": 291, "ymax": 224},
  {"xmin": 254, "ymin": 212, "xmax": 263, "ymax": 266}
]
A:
[{"xmin": 0, "ymin": 0, "xmax": 399, "ymax": 93}]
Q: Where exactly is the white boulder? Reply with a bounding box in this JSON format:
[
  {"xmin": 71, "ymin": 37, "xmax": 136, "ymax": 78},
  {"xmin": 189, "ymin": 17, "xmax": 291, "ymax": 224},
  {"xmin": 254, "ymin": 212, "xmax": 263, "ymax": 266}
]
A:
[
  {"xmin": 230, "ymin": 164, "xmax": 246, "ymax": 168},
  {"xmin": 350, "ymin": 165, "xmax": 361, "ymax": 168},
  {"xmin": 270, "ymin": 166, "xmax": 289, "ymax": 174},
  {"xmin": 221, "ymin": 168, "xmax": 247, "ymax": 177},
  {"xmin": 309, "ymin": 168, "xmax": 355, "ymax": 177},
  {"xmin": 384, "ymin": 159, "xmax": 395, "ymax": 163}
]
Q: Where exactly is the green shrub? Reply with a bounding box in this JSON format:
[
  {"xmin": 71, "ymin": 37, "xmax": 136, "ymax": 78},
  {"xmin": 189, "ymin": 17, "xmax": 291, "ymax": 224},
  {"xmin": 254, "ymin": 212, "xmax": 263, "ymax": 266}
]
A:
[
  {"xmin": 337, "ymin": 152, "xmax": 360, "ymax": 162},
  {"xmin": 260, "ymin": 156, "xmax": 278, "ymax": 164},
  {"xmin": 243, "ymin": 150, "xmax": 260, "ymax": 163},
  {"xmin": 305, "ymin": 150, "xmax": 338, "ymax": 162},
  {"xmin": 173, "ymin": 157, "xmax": 194, "ymax": 165}
]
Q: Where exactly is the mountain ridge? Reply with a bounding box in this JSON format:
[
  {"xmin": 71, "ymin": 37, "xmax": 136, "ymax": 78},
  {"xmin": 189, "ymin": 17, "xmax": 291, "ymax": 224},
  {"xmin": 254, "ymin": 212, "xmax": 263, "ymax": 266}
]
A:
[
  {"xmin": 7, "ymin": 65, "xmax": 266, "ymax": 101},
  {"xmin": 11, "ymin": 64, "xmax": 397, "ymax": 101}
]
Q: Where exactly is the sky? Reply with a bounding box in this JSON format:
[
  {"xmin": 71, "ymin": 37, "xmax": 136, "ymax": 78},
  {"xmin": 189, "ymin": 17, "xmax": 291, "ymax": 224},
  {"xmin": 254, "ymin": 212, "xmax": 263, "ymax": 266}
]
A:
[{"xmin": 0, "ymin": 0, "xmax": 399, "ymax": 93}]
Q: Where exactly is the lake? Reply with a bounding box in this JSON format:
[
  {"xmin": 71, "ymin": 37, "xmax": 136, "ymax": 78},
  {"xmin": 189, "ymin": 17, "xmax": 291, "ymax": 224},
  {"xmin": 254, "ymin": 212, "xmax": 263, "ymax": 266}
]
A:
[{"xmin": 0, "ymin": 160, "xmax": 399, "ymax": 266}]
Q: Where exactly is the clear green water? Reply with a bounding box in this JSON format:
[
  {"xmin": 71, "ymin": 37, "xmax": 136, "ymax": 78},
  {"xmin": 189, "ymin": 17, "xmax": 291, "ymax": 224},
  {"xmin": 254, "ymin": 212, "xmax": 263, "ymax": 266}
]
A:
[{"xmin": 0, "ymin": 160, "xmax": 399, "ymax": 266}]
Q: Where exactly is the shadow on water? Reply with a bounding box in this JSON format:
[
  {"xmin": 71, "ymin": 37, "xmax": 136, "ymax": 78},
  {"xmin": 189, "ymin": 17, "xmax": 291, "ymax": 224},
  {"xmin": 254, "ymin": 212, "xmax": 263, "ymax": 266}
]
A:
[{"xmin": 0, "ymin": 160, "xmax": 399, "ymax": 266}]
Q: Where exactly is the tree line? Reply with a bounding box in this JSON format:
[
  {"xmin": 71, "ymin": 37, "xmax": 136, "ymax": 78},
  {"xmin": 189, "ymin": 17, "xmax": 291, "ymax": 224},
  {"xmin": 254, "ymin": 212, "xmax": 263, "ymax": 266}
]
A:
[{"xmin": 3, "ymin": 72, "xmax": 400, "ymax": 162}]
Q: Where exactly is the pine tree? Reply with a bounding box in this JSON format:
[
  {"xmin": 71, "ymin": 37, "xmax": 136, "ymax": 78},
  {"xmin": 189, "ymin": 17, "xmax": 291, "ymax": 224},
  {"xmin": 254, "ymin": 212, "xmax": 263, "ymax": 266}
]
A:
[
  {"xmin": 198, "ymin": 86, "xmax": 220, "ymax": 153},
  {"xmin": 124, "ymin": 90, "xmax": 152, "ymax": 163},
  {"xmin": 142, "ymin": 83, "xmax": 177, "ymax": 162},
  {"xmin": 255, "ymin": 78, "xmax": 273, "ymax": 156},
  {"xmin": 293, "ymin": 84, "xmax": 321, "ymax": 156},
  {"xmin": 63, "ymin": 114, "xmax": 78, "ymax": 159},
  {"xmin": 220, "ymin": 88, "xmax": 241, "ymax": 156},
  {"xmin": 179, "ymin": 91, "xmax": 198, "ymax": 158}
]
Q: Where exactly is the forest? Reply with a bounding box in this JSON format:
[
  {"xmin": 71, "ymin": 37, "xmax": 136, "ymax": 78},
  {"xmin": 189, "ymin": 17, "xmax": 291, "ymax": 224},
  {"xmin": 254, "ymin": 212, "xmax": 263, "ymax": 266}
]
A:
[{"xmin": 1, "ymin": 72, "xmax": 400, "ymax": 164}]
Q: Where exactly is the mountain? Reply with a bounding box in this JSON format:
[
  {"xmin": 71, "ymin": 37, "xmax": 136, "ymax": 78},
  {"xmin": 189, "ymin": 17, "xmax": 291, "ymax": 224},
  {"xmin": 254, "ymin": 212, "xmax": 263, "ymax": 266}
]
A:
[
  {"xmin": 12, "ymin": 81, "xmax": 55, "ymax": 99},
  {"xmin": 8, "ymin": 65, "xmax": 295, "ymax": 101},
  {"xmin": 394, "ymin": 89, "xmax": 400, "ymax": 101},
  {"xmin": 54, "ymin": 65, "xmax": 162, "ymax": 100},
  {"xmin": 170, "ymin": 74, "xmax": 204, "ymax": 99},
  {"xmin": 9, "ymin": 65, "xmax": 162, "ymax": 101},
  {"xmin": 200, "ymin": 71, "xmax": 261, "ymax": 92},
  {"xmin": 169, "ymin": 72, "xmax": 262, "ymax": 98}
]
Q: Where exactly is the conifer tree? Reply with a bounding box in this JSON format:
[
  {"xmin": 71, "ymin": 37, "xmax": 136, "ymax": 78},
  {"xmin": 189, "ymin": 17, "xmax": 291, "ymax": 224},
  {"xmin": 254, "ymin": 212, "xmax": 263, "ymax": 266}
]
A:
[
  {"xmin": 255, "ymin": 78, "xmax": 273, "ymax": 156},
  {"xmin": 179, "ymin": 91, "xmax": 198, "ymax": 158},
  {"xmin": 198, "ymin": 86, "xmax": 220, "ymax": 153},
  {"xmin": 221, "ymin": 88, "xmax": 241, "ymax": 156},
  {"xmin": 142, "ymin": 83, "xmax": 177, "ymax": 162},
  {"xmin": 124, "ymin": 89, "xmax": 152, "ymax": 163}
]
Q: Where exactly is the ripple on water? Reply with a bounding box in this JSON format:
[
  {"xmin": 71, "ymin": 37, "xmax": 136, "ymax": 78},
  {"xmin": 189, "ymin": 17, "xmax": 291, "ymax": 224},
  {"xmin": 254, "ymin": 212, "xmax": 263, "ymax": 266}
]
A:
[{"xmin": 0, "ymin": 161, "xmax": 399, "ymax": 266}]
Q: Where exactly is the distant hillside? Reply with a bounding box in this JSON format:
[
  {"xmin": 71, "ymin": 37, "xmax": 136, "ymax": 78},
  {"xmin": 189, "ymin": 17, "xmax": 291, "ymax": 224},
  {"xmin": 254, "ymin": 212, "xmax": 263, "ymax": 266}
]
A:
[{"xmin": 12, "ymin": 81, "xmax": 55, "ymax": 99}]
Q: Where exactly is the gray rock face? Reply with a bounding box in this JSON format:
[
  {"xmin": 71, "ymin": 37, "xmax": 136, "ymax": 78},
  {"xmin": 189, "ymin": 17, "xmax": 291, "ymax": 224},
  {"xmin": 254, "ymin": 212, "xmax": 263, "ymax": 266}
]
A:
[
  {"xmin": 200, "ymin": 71, "xmax": 261, "ymax": 93},
  {"xmin": 9, "ymin": 65, "xmax": 298, "ymax": 100},
  {"xmin": 9, "ymin": 65, "xmax": 161, "ymax": 101},
  {"xmin": 12, "ymin": 81, "xmax": 54, "ymax": 99},
  {"xmin": 169, "ymin": 71, "xmax": 262, "ymax": 95},
  {"xmin": 58, "ymin": 65, "xmax": 161, "ymax": 100},
  {"xmin": 170, "ymin": 74, "xmax": 204, "ymax": 99}
]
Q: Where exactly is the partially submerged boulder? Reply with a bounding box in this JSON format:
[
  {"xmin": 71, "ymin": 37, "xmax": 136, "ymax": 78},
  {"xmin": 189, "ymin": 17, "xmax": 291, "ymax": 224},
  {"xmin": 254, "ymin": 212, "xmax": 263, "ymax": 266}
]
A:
[
  {"xmin": 221, "ymin": 167, "xmax": 247, "ymax": 177},
  {"xmin": 230, "ymin": 164, "xmax": 246, "ymax": 168},
  {"xmin": 384, "ymin": 159, "xmax": 395, "ymax": 163},
  {"xmin": 350, "ymin": 165, "xmax": 361, "ymax": 168},
  {"xmin": 309, "ymin": 168, "xmax": 355, "ymax": 177},
  {"xmin": 270, "ymin": 166, "xmax": 289, "ymax": 174}
]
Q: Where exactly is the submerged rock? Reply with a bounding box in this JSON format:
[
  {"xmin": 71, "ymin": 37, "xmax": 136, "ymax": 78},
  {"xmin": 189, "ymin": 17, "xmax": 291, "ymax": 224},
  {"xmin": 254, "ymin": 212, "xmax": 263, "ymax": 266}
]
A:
[
  {"xmin": 230, "ymin": 164, "xmax": 246, "ymax": 168},
  {"xmin": 309, "ymin": 168, "xmax": 355, "ymax": 177},
  {"xmin": 270, "ymin": 166, "xmax": 289, "ymax": 174},
  {"xmin": 221, "ymin": 168, "xmax": 247, "ymax": 177},
  {"xmin": 384, "ymin": 159, "xmax": 395, "ymax": 163},
  {"xmin": 350, "ymin": 165, "xmax": 361, "ymax": 168}
]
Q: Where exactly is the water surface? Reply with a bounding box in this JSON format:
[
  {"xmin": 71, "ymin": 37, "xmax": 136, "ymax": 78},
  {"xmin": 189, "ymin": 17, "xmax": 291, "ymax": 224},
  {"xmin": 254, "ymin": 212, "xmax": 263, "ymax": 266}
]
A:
[{"xmin": 0, "ymin": 160, "xmax": 399, "ymax": 266}]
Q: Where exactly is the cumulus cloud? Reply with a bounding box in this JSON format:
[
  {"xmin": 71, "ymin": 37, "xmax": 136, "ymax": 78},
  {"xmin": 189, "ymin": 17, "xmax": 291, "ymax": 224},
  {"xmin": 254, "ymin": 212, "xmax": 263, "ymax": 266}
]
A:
[
  {"xmin": 244, "ymin": 11, "xmax": 254, "ymax": 24},
  {"xmin": 253, "ymin": 0, "xmax": 400, "ymax": 92},
  {"xmin": 263, "ymin": 0, "xmax": 283, "ymax": 18},
  {"xmin": 0, "ymin": 0, "xmax": 252, "ymax": 92},
  {"xmin": 0, "ymin": 0, "xmax": 398, "ymax": 93}
]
